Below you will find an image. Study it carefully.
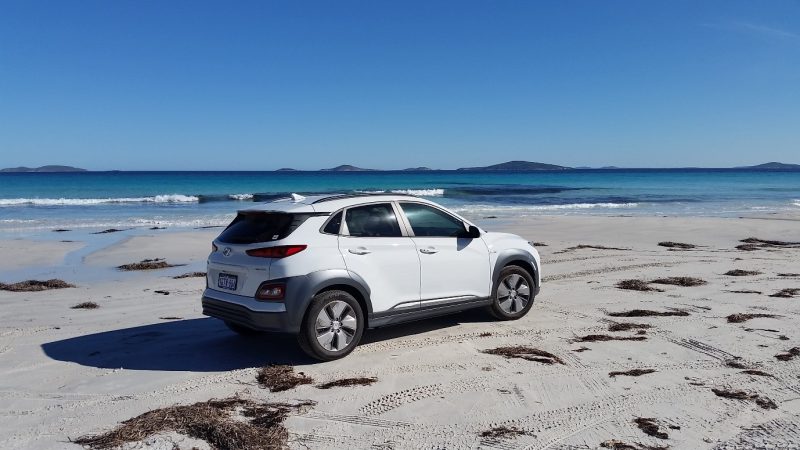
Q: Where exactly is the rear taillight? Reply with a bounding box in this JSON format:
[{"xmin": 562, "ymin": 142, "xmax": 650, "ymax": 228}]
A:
[
  {"xmin": 246, "ymin": 245, "xmax": 307, "ymax": 258},
  {"xmin": 212, "ymin": 242, "xmax": 218, "ymax": 252},
  {"xmin": 256, "ymin": 282, "xmax": 285, "ymax": 301}
]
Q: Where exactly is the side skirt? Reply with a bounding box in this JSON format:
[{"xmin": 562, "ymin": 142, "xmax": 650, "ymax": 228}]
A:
[{"xmin": 367, "ymin": 296, "xmax": 493, "ymax": 328}]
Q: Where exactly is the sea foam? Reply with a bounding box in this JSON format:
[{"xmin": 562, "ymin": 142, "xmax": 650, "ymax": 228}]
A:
[{"xmin": 0, "ymin": 194, "xmax": 199, "ymax": 206}]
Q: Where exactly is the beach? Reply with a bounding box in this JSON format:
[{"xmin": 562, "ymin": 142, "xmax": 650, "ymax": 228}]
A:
[{"xmin": 2, "ymin": 215, "xmax": 799, "ymax": 449}]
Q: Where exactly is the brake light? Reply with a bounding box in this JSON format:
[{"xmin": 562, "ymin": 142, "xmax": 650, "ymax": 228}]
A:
[
  {"xmin": 212, "ymin": 243, "xmax": 218, "ymax": 252},
  {"xmin": 246, "ymin": 245, "xmax": 307, "ymax": 258},
  {"xmin": 256, "ymin": 283, "xmax": 285, "ymax": 300}
]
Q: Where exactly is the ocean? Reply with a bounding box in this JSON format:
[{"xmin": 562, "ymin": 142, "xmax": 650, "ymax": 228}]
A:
[{"xmin": 1, "ymin": 169, "xmax": 799, "ymax": 235}]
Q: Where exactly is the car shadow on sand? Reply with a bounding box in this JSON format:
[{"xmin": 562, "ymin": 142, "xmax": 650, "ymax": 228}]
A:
[{"xmin": 41, "ymin": 310, "xmax": 494, "ymax": 372}]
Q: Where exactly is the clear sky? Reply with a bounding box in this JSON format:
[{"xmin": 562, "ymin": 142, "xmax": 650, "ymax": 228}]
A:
[{"xmin": 1, "ymin": 1, "xmax": 798, "ymax": 170}]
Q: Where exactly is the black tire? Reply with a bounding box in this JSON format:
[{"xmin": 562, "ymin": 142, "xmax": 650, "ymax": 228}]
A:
[
  {"xmin": 298, "ymin": 290, "xmax": 365, "ymax": 361},
  {"xmin": 224, "ymin": 321, "xmax": 263, "ymax": 336},
  {"xmin": 488, "ymin": 265, "xmax": 536, "ymax": 320}
]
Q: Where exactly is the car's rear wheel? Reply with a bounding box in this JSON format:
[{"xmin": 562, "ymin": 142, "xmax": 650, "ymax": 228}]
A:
[
  {"xmin": 224, "ymin": 321, "xmax": 263, "ymax": 336},
  {"xmin": 298, "ymin": 290, "xmax": 364, "ymax": 361},
  {"xmin": 488, "ymin": 265, "xmax": 535, "ymax": 320}
]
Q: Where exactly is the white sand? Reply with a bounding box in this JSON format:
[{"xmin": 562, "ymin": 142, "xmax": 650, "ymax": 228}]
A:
[
  {"xmin": 0, "ymin": 239, "xmax": 81, "ymax": 270},
  {"xmin": 1, "ymin": 216, "xmax": 799, "ymax": 449}
]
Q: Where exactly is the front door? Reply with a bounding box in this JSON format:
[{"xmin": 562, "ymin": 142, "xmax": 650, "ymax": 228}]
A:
[
  {"xmin": 398, "ymin": 202, "xmax": 491, "ymax": 303},
  {"xmin": 339, "ymin": 202, "xmax": 421, "ymax": 313}
]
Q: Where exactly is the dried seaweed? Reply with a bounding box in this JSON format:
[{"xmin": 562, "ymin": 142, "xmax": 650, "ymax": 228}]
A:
[
  {"xmin": 256, "ymin": 365, "xmax": 313, "ymax": 392},
  {"xmin": 0, "ymin": 279, "xmax": 75, "ymax": 292},
  {"xmin": 482, "ymin": 346, "xmax": 565, "ymax": 365}
]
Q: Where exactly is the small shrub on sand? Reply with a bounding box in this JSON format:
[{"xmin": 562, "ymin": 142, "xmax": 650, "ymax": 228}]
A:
[
  {"xmin": 316, "ymin": 377, "xmax": 377, "ymax": 389},
  {"xmin": 72, "ymin": 397, "xmax": 314, "ymax": 450},
  {"xmin": 769, "ymin": 288, "xmax": 800, "ymax": 298},
  {"xmin": 658, "ymin": 241, "xmax": 696, "ymax": 249},
  {"xmin": 0, "ymin": 279, "xmax": 75, "ymax": 292},
  {"xmin": 711, "ymin": 388, "xmax": 777, "ymax": 410},
  {"xmin": 774, "ymin": 347, "xmax": 800, "ymax": 361},
  {"xmin": 633, "ymin": 417, "xmax": 669, "ymax": 439},
  {"xmin": 616, "ymin": 280, "xmax": 662, "ymax": 292},
  {"xmin": 609, "ymin": 369, "xmax": 656, "ymax": 378},
  {"xmin": 572, "ymin": 334, "xmax": 647, "ymax": 343},
  {"xmin": 482, "ymin": 346, "xmax": 564, "ymax": 365},
  {"xmin": 725, "ymin": 289, "xmax": 762, "ymax": 294},
  {"xmin": 479, "ymin": 426, "xmax": 531, "ymax": 439},
  {"xmin": 608, "ymin": 309, "xmax": 689, "ymax": 317},
  {"xmin": 256, "ymin": 365, "xmax": 313, "ymax": 392},
  {"xmin": 117, "ymin": 259, "xmax": 180, "ymax": 271},
  {"xmin": 726, "ymin": 313, "xmax": 779, "ymax": 323},
  {"xmin": 173, "ymin": 271, "xmax": 206, "ymax": 279},
  {"xmin": 650, "ymin": 277, "xmax": 707, "ymax": 287},
  {"xmin": 608, "ymin": 322, "xmax": 652, "ymax": 332},
  {"xmin": 724, "ymin": 270, "xmax": 762, "ymax": 276},
  {"xmin": 71, "ymin": 302, "xmax": 99, "ymax": 309},
  {"xmin": 778, "ymin": 273, "xmax": 800, "ymax": 277}
]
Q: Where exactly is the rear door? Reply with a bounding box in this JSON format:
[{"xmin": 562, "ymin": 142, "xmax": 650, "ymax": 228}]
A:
[
  {"xmin": 398, "ymin": 202, "xmax": 491, "ymax": 303},
  {"xmin": 338, "ymin": 202, "xmax": 421, "ymax": 313}
]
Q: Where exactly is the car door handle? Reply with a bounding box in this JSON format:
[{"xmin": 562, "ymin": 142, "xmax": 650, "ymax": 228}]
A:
[
  {"xmin": 348, "ymin": 247, "xmax": 371, "ymax": 255},
  {"xmin": 419, "ymin": 247, "xmax": 438, "ymax": 254}
]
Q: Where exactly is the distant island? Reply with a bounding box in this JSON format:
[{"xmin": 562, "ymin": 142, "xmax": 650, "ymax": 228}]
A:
[
  {"xmin": 320, "ymin": 165, "xmax": 376, "ymax": 172},
  {"xmin": 403, "ymin": 167, "xmax": 433, "ymax": 171},
  {"xmin": 0, "ymin": 165, "xmax": 87, "ymax": 173},
  {"xmin": 738, "ymin": 162, "xmax": 800, "ymax": 170},
  {"xmin": 275, "ymin": 168, "xmax": 297, "ymax": 172},
  {"xmin": 457, "ymin": 161, "xmax": 571, "ymax": 171}
]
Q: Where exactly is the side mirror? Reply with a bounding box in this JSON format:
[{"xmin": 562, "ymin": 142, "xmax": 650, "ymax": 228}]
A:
[{"xmin": 466, "ymin": 225, "xmax": 481, "ymax": 238}]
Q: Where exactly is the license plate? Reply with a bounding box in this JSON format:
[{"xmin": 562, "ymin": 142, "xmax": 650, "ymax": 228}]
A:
[{"xmin": 217, "ymin": 273, "xmax": 238, "ymax": 291}]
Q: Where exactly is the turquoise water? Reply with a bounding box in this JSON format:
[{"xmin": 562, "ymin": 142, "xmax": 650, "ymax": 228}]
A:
[{"xmin": 1, "ymin": 170, "xmax": 798, "ymax": 233}]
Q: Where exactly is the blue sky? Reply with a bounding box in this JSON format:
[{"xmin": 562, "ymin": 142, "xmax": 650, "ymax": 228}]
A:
[{"xmin": 1, "ymin": 1, "xmax": 798, "ymax": 170}]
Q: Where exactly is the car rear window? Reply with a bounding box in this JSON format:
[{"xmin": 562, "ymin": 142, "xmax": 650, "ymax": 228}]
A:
[{"xmin": 217, "ymin": 212, "xmax": 311, "ymax": 244}]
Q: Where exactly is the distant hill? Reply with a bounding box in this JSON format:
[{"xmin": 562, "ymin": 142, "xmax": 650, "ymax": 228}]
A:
[
  {"xmin": 403, "ymin": 167, "xmax": 432, "ymax": 171},
  {"xmin": 1, "ymin": 165, "xmax": 87, "ymax": 173},
  {"xmin": 457, "ymin": 160, "xmax": 571, "ymax": 171},
  {"xmin": 275, "ymin": 168, "xmax": 297, "ymax": 172},
  {"xmin": 738, "ymin": 162, "xmax": 800, "ymax": 170},
  {"xmin": 321, "ymin": 165, "xmax": 376, "ymax": 172}
]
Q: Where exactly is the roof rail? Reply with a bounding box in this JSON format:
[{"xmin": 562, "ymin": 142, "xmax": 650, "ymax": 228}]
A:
[{"xmin": 310, "ymin": 193, "xmax": 418, "ymax": 204}]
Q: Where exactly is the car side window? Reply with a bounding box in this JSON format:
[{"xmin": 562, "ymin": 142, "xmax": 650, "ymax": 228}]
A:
[
  {"xmin": 344, "ymin": 203, "xmax": 402, "ymax": 237},
  {"xmin": 323, "ymin": 211, "xmax": 343, "ymax": 234},
  {"xmin": 399, "ymin": 202, "xmax": 466, "ymax": 237}
]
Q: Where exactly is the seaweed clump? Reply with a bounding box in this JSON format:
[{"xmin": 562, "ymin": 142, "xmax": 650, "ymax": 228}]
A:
[
  {"xmin": 256, "ymin": 365, "xmax": 313, "ymax": 392},
  {"xmin": 482, "ymin": 346, "xmax": 564, "ymax": 365}
]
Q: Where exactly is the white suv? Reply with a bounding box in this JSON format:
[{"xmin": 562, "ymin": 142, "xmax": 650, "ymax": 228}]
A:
[{"xmin": 202, "ymin": 194, "xmax": 541, "ymax": 360}]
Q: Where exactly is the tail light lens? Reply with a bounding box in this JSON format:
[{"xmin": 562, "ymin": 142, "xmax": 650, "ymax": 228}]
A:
[
  {"xmin": 246, "ymin": 245, "xmax": 307, "ymax": 258},
  {"xmin": 212, "ymin": 242, "xmax": 218, "ymax": 252},
  {"xmin": 256, "ymin": 283, "xmax": 285, "ymax": 300}
]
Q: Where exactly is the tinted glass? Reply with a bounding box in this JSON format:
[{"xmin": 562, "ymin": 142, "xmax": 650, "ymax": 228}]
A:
[
  {"xmin": 323, "ymin": 211, "xmax": 343, "ymax": 234},
  {"xmin": 345, "ymin": 204, "xmax": 402, "ymax": 237},
  {"xmin": 400, "ymin": 203, "xmax": 465, "ymax": 237},
  {"xmin": 218, "ymin": 213, "xmax": 308, "ymax": 244}
]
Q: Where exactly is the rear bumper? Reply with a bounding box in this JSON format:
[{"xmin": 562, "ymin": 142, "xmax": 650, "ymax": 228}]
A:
[{"xmin": 202, "ymin": 288, "xmax": 297, "ymax": 333}]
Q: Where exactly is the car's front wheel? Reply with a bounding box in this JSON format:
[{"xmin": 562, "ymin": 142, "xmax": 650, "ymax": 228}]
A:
[
  {"xmin": 488, "ymin": 265, "xmax": 535, "ymax": 320},
  {"xmin": 298, "ymin": 290, "xmax": 364, "ymax": 361}
]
